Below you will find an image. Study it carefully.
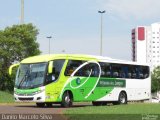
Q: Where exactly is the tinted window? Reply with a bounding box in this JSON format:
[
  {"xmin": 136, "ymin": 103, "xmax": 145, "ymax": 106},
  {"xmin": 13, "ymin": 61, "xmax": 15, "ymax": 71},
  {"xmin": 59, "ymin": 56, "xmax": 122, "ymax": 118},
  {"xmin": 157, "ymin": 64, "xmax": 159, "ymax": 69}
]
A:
[
  {"xmin": 65, "ymin": 60, "xmax": 84, "ymax": 76},
  {"xmin": 100, "ymin": 62, "xmax": 112, "ymax": 77},
  {"xmin": 65, "ymin": 60, "xmax": 100, "ymax": 77},
  {"xmin": 137, "ymin": 66, "xmax": 149, "ymax": 79},
  {"xmin": 128, "ymin": 65, "xmax": 137, "ymax": 78},
  {"xmin": 100, "ymin": 62, "xmax": 149, "ymax": 79},
  {"xmin": 111, "ymin": 64, "xmax": 125, "ymax": 78},
  {"xmin": 46, "ymin": 59, "xmax": 65, "ymax": 83}
]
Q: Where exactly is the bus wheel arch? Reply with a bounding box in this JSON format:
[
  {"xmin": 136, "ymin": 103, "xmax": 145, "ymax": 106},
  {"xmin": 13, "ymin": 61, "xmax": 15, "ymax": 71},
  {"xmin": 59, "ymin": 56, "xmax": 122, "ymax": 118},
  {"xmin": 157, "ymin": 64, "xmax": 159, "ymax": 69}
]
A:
[
  {"xmin": 118, "ymin": 91, "xmax": 128, "ymax": 104},
  {"xmin": 61, "ymin": 90, "xmax": 73, "ymax": 107}
]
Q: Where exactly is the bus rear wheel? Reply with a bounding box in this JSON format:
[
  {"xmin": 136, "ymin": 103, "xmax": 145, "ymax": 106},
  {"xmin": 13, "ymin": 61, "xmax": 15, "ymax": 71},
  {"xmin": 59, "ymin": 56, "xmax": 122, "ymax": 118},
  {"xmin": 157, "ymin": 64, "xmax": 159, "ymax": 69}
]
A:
[
  {"xmin": 36, "ymin": 102, "xmax": 45, "ymax": 107},
  {"xmin": 61, "ymin": 91, "xmax": 73, "ymax": 108},
  {"xmin": 118, "ymin": 91, "xmax": 127, "ymax": 104}
]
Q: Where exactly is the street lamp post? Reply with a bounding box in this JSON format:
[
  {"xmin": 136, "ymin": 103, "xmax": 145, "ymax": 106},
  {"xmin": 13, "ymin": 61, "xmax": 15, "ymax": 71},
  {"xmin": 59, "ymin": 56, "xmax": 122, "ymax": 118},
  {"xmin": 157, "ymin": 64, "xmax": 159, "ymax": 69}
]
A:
[
  {"xmin": 46, "ymin": 36, "xmax": 52, "ymax": 54},
  {"xmin": 98, "ymin": 10, "xmax": 105, "ymax": 56},
  {"xmin": 21, "ymin": 0, "xmax": 24, "ymax": 24}
]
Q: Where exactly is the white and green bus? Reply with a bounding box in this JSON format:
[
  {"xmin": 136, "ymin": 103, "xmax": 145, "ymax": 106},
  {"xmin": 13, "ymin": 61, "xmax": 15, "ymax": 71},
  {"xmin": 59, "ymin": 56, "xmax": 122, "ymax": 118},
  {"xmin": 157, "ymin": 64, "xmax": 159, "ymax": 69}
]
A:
[{"xmin": 9, "ymin": 54, "xmax": 151, "ymax": 107}]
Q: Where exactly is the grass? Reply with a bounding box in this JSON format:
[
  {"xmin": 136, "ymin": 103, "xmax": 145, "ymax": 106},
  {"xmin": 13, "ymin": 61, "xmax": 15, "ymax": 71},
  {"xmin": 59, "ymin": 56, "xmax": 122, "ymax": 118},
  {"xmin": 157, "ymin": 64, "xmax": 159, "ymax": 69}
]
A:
[
  {"xmin": 0, "ymin": 91, "xmax": 14, "ymax": 103},
  {"xmin": 64, "ymin": 103, "xmax": 160, "ymax": 120}
]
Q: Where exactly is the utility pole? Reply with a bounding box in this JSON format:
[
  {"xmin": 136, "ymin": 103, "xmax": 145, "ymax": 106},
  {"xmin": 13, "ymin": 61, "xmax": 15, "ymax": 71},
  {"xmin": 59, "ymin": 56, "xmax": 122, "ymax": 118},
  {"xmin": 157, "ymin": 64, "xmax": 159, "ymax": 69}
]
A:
[
  {"xmin": 98, "ymin": 10, "xmax": 105, "ymax": 56},
  {"xmin": 21, "ymin": 0, "xmax": 24, "ymax": 24},
  {"xmin": 47, "ymin": 36, "xmax": 52, "ymax": 54}
]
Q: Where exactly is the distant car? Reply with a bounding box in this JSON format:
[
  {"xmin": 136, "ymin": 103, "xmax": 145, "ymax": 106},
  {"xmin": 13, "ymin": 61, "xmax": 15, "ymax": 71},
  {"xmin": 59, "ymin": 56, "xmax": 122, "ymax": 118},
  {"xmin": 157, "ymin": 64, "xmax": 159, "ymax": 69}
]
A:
[{"xmin": 151, "ymin": 97, "xmax": 160, "ymax": 103}]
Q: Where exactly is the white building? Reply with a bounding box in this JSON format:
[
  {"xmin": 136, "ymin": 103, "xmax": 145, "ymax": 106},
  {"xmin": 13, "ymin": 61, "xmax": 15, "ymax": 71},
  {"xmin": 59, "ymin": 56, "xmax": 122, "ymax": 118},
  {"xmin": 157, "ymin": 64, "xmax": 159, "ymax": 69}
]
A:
[{"xmin": 132, "ymin": 22, "xmax": 160, "ymax": 71}]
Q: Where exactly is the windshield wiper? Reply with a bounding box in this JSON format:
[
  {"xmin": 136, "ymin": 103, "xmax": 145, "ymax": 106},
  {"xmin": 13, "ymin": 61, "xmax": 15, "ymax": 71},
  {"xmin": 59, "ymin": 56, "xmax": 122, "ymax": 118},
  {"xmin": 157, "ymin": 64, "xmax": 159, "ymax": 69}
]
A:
[{"xmin": 18, "ymin": 70, "xmax": 29, "ymax": 89}]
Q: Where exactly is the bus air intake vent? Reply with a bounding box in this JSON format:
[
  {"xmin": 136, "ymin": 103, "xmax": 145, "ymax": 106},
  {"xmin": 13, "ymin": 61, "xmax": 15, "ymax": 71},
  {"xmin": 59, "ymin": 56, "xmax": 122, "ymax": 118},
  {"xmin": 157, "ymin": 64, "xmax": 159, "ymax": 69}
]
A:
[{"xmin": 18, "ymin": 97, "xmax": 33, "ymax": 101}]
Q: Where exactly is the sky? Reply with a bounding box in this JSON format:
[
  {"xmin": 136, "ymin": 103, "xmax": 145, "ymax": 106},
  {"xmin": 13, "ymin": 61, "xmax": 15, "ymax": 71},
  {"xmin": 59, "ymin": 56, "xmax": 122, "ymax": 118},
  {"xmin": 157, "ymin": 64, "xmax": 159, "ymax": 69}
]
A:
[{"xmin": 0, "ymin": 0, "xmax": 160, "ymax": 60}]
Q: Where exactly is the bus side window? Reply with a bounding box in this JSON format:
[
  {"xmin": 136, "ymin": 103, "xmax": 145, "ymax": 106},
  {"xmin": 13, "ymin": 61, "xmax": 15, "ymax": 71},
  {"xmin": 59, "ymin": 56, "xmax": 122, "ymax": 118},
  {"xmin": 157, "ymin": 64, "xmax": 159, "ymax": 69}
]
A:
[
  {"xmin": 130, "ymin": 65, "xmax": 139, "ymax": 79},
  {"xmin": 65, "ymin": 60, "xmax": 100, "ymax": 77},
  {"xmin": 105, "ymin": 64, "xmax": 112, "ymax": 77},
  {"xmin": 137, "ymin": 66, "xmax": 149, "ymax": 79},
  {"xmin": 111, "ymin": 63, "xmax": 122, "ymax": 78},
  {"xmin": 46, "ymin": 59, "xmax": 65, "ymax": 84},
  {"xmin": 137, "ymin": 66, "xmax": 144, "ymax": 79},
  {"xmin": 65, "ymin": 66, "xmax": 74, "ymax": 76},
  {"xmin": 53, "ymin": 60, "xmax": 65, "ymax": 80},
  {"xmin": 121, "ymin": 66, "xmax": 128, "ymax": 78},
  {"xmin": 84, "ymin": 63, "xmax": 99, "ymax": 77},
  {"xmin": 128, "ymin": 72, "xmax": 132, "ymax": 78},
  {"xmin": 128, "ymin": 66, "xmax": 134, "ymax": 78},
  {"xmin": 100, "ymin": 62, "xmax": 111, "ymax": 77},
  {"xmin": 64, "ymin": 60, "xmax": 84, "ymax": 76},
  {"xmin": 106, "ymin": 71, "xmax": 111, "ymax": 77},
  {"xmin": 143, "ymin": 66, "xmax": 149, "ymax": 78}
]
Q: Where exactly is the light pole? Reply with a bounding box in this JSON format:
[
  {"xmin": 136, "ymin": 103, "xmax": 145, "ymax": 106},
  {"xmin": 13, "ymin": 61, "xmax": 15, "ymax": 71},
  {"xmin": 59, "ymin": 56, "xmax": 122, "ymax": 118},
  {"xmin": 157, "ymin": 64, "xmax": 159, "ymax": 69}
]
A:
[
  {"xmin": 46, "ymin": 36, "xmax": 52, "ymax": 54},
  {"xmin": 21, "ymin": 0, "xmax": 24, "ymax": 24},
  {"xmin": 98, "ymin": 10, "xmax": 105, "ymax": 56}
]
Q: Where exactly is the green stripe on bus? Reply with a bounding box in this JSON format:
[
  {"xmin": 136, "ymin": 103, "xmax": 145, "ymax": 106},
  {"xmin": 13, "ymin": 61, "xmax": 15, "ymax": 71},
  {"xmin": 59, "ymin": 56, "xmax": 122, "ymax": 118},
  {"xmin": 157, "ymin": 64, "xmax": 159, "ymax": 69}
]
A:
[{"xmin": 97, "ymin": 78, "xmax": 126, "ymax": 87}]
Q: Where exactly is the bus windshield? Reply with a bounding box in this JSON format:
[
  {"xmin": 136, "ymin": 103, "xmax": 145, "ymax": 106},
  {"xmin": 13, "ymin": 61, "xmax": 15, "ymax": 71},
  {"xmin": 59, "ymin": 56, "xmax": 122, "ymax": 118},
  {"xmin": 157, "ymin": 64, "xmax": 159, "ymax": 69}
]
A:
[{"xmin": 15, "ymin": 62, "xmax": 47, "ymax": 89}]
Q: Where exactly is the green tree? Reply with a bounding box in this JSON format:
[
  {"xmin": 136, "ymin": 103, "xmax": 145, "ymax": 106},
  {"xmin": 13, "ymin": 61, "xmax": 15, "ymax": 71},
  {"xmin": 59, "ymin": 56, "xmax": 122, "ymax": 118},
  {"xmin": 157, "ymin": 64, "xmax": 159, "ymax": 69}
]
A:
[
  {"xmin": 0, "ymin": 23, "xmax": 41, "ymax": 91},
  {"xmin": 151, "ymin": 66, "xmax": 160, "ymax": 93}
]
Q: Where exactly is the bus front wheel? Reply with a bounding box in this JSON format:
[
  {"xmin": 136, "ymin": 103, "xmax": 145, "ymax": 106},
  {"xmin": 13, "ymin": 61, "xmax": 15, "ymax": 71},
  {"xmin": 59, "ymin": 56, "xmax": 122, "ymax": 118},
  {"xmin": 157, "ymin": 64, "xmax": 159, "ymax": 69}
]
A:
[
  {"xmin": 46, "ymin": 103, "xmax": 52, "ymax": 107},
  {"xmin": 61, "ymin": 91, "xmax": 73, "ymax": 108}
]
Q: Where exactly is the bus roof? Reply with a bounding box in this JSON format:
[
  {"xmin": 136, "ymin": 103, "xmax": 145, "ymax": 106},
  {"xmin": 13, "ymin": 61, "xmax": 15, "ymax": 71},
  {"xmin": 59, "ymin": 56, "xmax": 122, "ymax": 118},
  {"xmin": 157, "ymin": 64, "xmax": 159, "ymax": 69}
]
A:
[{"xmin": 20, "ymin": 54, "xmax": 149, "ymax": 66}]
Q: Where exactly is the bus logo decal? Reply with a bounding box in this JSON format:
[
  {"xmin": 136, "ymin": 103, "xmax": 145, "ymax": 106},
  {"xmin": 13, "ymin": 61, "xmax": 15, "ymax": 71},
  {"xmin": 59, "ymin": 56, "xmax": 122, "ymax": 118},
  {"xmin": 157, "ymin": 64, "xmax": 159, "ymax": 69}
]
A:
[{"xmin": 59, "ymin": 60, "xmax": 101, "ymax": 99}]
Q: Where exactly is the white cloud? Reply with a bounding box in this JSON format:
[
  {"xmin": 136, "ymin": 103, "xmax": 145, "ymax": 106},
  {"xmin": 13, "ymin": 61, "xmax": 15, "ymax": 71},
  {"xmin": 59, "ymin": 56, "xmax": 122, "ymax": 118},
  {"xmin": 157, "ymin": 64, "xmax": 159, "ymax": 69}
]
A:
[{"xmin": 102, "ymin": 0, "xmax": 160, "ymax": 19}]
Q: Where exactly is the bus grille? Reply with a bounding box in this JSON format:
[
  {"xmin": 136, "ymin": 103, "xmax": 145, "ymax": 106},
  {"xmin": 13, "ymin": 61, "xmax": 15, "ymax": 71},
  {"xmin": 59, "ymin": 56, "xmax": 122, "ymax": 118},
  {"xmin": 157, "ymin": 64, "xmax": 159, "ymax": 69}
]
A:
[{"xmin": 18, "ymin": 97, "xmax": 33, "ymax": 101}]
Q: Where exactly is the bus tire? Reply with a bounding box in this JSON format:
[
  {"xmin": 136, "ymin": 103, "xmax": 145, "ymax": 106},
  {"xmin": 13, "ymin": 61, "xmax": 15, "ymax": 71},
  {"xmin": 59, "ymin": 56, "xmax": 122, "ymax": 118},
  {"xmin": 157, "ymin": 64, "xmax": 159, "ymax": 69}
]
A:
[
  {"xmin": 118, "ymin": 91, "xmax": 127, "ymax": 104},
  {"xmin": 46, "ymin": 103, "xmax": 52, "ymax": 107},
  {"xmin": 36, "ymin": 102, "xmax": 45, "ymax": 107},
  {"xmin": 61, "ymin": 91, "xmax": 73, "ymax": 108}
]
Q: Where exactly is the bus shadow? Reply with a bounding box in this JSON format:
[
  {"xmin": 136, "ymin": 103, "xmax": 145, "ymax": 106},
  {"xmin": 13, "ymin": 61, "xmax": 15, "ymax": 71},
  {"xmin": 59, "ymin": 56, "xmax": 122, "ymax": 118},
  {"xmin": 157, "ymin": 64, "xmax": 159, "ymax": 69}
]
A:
[{"xmin": 14, "ymin": 104, "xmax": 92, "ymax": 109}]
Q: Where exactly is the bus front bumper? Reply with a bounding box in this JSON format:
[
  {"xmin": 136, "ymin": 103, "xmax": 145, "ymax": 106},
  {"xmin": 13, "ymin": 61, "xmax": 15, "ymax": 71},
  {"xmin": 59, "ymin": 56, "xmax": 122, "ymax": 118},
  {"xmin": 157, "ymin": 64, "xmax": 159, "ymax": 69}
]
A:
[{"xmin": 14, "ymin": 90, "xmax": 45, "ymax": 103}]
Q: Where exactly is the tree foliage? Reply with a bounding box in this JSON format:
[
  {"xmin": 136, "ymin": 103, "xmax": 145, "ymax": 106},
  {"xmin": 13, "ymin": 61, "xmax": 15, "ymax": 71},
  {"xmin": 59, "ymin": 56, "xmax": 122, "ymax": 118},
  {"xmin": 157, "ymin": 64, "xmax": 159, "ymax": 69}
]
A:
[
  {"xmin": 0, "ymin": 23, "xmax": 41, "ymax": 91},
  {"xmin": 151, "ymin": 66, "xmax": 160, "ymax": 93}
]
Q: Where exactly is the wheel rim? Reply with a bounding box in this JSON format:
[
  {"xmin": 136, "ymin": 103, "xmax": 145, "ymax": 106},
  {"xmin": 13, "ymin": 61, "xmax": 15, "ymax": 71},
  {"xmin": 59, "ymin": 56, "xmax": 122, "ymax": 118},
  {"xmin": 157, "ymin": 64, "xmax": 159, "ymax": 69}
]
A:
[
  {"xmin": 120, "ymin": 93, "xmax": 126, "ymax": 104},
  {"xmin": 65, "ymin": 95, "xmax": 70, "ymax": 103}
]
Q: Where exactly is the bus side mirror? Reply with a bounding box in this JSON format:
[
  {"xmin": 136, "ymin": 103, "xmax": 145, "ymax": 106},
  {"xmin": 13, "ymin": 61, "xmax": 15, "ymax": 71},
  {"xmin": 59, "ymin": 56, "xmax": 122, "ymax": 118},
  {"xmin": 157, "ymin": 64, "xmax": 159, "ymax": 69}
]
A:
[
  {"xmin": 9, "ymin": 63, "xmax": 20, "ymax": 75},
  {"xmin": 48, "ymin": 61, "xmax": 53, "ymax": 74}
]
